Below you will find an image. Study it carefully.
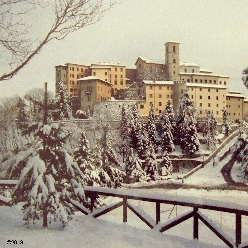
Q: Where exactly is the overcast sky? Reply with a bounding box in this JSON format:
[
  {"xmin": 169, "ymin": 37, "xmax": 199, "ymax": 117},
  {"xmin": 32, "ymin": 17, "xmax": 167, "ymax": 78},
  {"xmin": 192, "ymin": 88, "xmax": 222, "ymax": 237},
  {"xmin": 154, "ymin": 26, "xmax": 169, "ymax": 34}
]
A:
[{"xmin": 1, "ymin": 0, "xmax": 248, "ymax": 98}]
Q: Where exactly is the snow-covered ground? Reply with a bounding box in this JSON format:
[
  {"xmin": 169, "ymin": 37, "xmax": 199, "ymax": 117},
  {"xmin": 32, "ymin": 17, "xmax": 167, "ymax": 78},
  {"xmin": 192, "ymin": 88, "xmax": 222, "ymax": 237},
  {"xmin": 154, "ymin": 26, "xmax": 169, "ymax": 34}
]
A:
[{"xmin": 184, "ymin": 137, "xmax": 237, "ymax": 186}]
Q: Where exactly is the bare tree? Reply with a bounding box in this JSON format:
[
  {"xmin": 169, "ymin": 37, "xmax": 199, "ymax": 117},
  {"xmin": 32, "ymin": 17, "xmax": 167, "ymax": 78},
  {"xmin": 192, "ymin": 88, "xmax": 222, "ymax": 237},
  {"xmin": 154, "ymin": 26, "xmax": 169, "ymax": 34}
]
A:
[{"xmin": 0, "ymin": 0, "xmax": 118, "ymax": 81}]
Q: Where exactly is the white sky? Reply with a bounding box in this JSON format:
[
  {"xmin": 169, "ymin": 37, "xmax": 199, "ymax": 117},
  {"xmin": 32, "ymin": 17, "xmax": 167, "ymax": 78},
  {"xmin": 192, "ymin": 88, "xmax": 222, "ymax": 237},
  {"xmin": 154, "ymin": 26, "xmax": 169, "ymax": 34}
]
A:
[{"xmin": 1, "ymin": 0, "xmax": 248, "ymax": 98}]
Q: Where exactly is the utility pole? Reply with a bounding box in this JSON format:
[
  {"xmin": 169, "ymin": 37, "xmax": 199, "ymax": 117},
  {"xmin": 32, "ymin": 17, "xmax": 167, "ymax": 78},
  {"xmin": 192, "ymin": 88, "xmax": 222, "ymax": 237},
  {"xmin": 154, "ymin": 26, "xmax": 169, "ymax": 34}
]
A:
[{"xmin": 43, "ymin": 82, "xmax": 48, "ymax": 125}]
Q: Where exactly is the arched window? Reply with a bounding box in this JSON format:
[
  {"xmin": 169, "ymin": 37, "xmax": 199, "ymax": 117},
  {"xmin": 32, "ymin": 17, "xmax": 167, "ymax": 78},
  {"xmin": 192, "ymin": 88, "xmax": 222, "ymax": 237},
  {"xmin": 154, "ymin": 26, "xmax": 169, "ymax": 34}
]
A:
[{"xmin": 173, "ymin": 45, "xmax": 176, "ymax": 53}]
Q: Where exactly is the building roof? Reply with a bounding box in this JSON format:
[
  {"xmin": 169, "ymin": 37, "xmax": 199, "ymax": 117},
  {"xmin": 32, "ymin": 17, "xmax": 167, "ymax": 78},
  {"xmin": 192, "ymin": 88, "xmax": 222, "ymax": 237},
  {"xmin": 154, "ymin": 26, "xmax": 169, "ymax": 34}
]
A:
[
  {"xmin": 143, "ymin": 80, "xmax": 174, "ymax": 85},
  {"xmin": 91, "ymin": 62, "xmax": 126, "ymax": 67},
  {"xmin": 180, "ymin": 72, "xmax": 229, "ymax": 78},
  {"xmin": 186, "ymin": 83, "xmax": 227, "ymax": 89},
  {"xmin": 165, "ymin": 41, "xmax": 180, "ymax": 44},
  {"xmin": 135, "ymin": 56, "xmax": 164, "ymax": 65},
  {"xmin": 179, "ymin": 62, "xmax": 199, "ymax": 67},
  {"xmin": 90, "ymin": 65, "xmax": 112, "ymax": 69},
  {"xmin": 226, "ymin": 92, "xmax": 245, "ymax": 98},
  {"xmin": 200, "ymin": 68, "xmax": 212, "ymax": 73},
  {"xmin": 78, "ymin": 76, "xmax": 112, "ymax": 86}
]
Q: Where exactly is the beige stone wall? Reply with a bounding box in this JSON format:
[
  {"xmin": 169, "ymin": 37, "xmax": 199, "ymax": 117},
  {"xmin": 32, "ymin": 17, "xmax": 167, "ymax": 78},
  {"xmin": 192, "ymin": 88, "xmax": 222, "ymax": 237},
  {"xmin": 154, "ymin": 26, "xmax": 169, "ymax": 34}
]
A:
[{"xmin": 243, "ymin": 100, "xmax": 248, "ymax": 120}]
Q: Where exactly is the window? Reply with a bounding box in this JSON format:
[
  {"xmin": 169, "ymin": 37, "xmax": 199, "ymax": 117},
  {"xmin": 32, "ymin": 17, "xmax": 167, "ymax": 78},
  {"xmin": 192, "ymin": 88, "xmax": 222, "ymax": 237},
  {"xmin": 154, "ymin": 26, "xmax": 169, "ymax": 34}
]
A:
[
  {"xmin": 159, "ymin": 110, "xmax": 162, "ymax": 114},
  {"xmin": 216, "ymin": 89, "xmax": 218, "ymax": 92},
  {"xmin": 159, "ymin": 86, "xmax": 162, "ymax": 90},
  {"xmin": 172, "ymin": 59, "xmax": 176, "ymax": 64},
  {"xmin": 77, "ymin": 68, "xmax": 79, "ymax": 71},
  {"xmin": 224, "ymin": 81, "xmax": 226, "ymax": 85},
  {"xmin": 159, "ymin": 102, "xmax": 162, "ymax": 106},
  {"xmin": 150, "ymin": 86, "xmax": 153, "ymax": 89},
  {"xmin": 140, "ymin": 104, "xmax": 144, "ymax": 109},
  {"xmin": 219, "ymin": 81, "xmax": 222, "ymax": 84},
  {"xmin": 208, "ymin": 96, "xmax": 211, "ymax": 100},
  {"xmin": 191, "ymin": 95, "xmax": 193, "ymax": 99},
  {"xmin": 70, "ymin": 88, "xmax": 73, "ymax": 92},
  {"xmin": 115, "ymin": 75, "xmax": 117, "ymax": 78},
  {"xmin": 167, "ymin": 95, "xmax": 170, "ymax": 98},
  {"xmin": 187, "ymin": 79, "xmax": 190, "ymax": 82},
  {"xmin": 200, "ymin": 79, "xmax": 202, "ymax": 83},
  {"xmin": 209, "ymin": 80, "xmax": 212, "ymax": 84},
  {"xmin": 195, "ymin": 79, "xmax": 198, "ymax": 83},
  {"xmin": 199, "ymin": 88, "xmax": 202, "ymax": 91},
  {"xmin": 167, "ymin": 86, "xmax": 170, "ymax": 90},
  {"xmin": 200, "ymin": 95, "xmax": 202, "ymax": 99},
  {"xmin": 214, "ymin": 80, "xmax": 216, "ymax": 84},
  {"xmin": 216, "ymin": 111, "xmax": 219, "ymax": 115},
  {"xmin": 93, "ymin": 72, "xmax": 96, "ymax": 76},
  {"xmin": 200, "ymin": 103, "xmax": 202, "ymax": 107},
  {"xmin": 208, "ymin": 103, "xmax": 211, "ymax": 107},
  {"xmin": 105, "ymin": 72, "xmax": 107, "ymax": 76},
  {"xmin": 121, "ymin": 68, "xmax": 123, "ymax": 72},
  {"xmin": 173, "ymin": 45, "xmax": 176, "ymax": 53},
  {"xmin": 159, "ymin": 94, "xmax": 162, "ymax": 98},
  {"xmin": 238, "ymin": 105, "xmax": 240, "ymax": 108},
  {"xmin": 115, "ymin": 68, "xmax": 117, "ymax": 71},
  {"xmin": 185, "ymin": 69, "xmax": 187, "ymax": 73},
  {"xmin": 205, "ymin": 80, "xmax": 207, "ymax": 83},
  {"xmin": 208, "ymin": 89, "xmax": 210, "ymax": 92},
  {"xmin": 192, "ymin": 69, "xmax": 194, "ymax": 73},
  {"xmin": 216, "ymin": 104, "xmax": 219, "ymax": 107},
  {"xmin": 81, "ymin": 68, "xmax": 83, "ymax": 72},
  {"xmin": 150, "ymin": 94, "xmax": 153, "ymax": 98},
  {"xmin": 216, "ymin": 96, "xmax": 219, "ymax": 100}
]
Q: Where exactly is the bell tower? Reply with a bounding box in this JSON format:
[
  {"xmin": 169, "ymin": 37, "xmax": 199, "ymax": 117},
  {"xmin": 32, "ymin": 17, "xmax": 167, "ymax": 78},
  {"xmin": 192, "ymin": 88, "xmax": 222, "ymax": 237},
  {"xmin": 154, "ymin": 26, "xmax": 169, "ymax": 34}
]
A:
[{"xmin": 165, "ymin": 41, "xmax": 180, "ymax": 81}]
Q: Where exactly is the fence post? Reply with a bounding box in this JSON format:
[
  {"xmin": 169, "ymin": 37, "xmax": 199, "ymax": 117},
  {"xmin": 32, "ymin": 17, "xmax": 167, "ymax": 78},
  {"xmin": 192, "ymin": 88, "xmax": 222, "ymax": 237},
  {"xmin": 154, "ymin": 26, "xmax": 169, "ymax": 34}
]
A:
[
  {"xmin": 236, "ymin": 213, "xmax": 241, "ymax": 246},
  {"xmin": 123, "ymin": 197, "xmax": 127, "ymax": 223},
  {"xmin": 193, "ymin": 207, "xmax": 199, "ymax": 240},
  {"xmin": 156, "ymin": 202, "xmax": 160, "ymax": 224}
]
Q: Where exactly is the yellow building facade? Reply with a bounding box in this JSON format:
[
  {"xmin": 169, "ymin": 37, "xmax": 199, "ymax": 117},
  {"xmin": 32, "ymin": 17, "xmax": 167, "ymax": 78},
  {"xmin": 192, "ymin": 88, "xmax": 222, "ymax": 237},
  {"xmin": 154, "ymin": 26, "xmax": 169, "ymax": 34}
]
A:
[{"xmin": 78, "ymin": 76, "xmax": 112, "ymax": 113}]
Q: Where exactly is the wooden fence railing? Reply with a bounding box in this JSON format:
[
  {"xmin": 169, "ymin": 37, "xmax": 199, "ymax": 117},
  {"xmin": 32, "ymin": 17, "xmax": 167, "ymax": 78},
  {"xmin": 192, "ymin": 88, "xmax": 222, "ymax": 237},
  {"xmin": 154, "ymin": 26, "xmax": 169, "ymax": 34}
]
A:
[{"xmin": 1, "ymin": 183, "xmax": 248, "ymax": 247}]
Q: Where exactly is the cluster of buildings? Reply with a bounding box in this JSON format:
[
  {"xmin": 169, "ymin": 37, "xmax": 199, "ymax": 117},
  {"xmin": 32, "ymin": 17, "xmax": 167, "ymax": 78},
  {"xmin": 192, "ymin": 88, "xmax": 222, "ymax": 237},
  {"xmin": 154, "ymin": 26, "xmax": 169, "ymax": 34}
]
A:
[{"xmin": 55, "ymin": 41, "xmax": 248, "ymax": 122}]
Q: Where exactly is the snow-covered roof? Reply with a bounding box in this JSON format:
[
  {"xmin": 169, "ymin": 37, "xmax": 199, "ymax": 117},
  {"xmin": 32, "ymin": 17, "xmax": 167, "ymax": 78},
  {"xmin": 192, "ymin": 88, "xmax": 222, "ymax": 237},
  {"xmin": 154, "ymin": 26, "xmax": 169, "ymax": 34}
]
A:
[
  {"xmin": 78, "ymin": 76, "xmax": 112, "ymax": 85},
  {"xmin": 180, "ymin": 72, "xmax": 229, "ymax": 78},
  {"xmin": 186, "ymin": 83, "xmax": 227, "ymax": 89},
  {"xmin": 143, "ymin": 80, "xmax": 174, "ymax": 85},
  {"xmin": 135, "ymin": 56, "xmax": 164, "ymax": 65},
  {"xmin": 165, "ymin": 41, "xmax": 180, "ymax": 44},
  {"xmin": 90, "ymin": 66, "xmax": 112, "ymax": 69},
  {"xmin": 55, "ymin": 64, "xmax": 67, "ymax": 67},
  {"xmin": 226, "ymin": 93, "xmax": 245, "ymax": 98},
  {"xmin": 179, "ymin": 62, "xmax": 199, "ymax": 67},
  {"xmin": 91, "ymin": 62, "xmax": 126, "ymax": 67},
  {"xmin": 200, "ymin": 68, "xmax": 212, "ymax": 73}
]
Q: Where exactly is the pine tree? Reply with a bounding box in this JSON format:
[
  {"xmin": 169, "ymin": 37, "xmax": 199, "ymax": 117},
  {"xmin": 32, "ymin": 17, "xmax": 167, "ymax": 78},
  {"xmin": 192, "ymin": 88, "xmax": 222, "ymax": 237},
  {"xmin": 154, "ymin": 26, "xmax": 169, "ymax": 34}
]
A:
[
  {"xmin": 206, "ymin": 111, "xmax": 218, "ymax": 151},
  {"xmin": 55, "ymin": 82, "xmax": 71, "ymax": 120},
  {"xmin": 159, "ymin": 152, "xmax": 173, "ymax": 176},
  {"xmin": 143, "ymin": 146, "xmax": 159, "ymax": 180},
  {"xmin": 163, "ymin": 99, "xmax": 175, "ymax": 133},
  {"xmin": 73, "ymin": 131, "xmax": 90, "ymax": 165},
  {"xmin": 175, "ymin": 90, "xmax": 200, "ymax": 155},
  {"xmin": 125, "ymin": 148, "xmax": 146, "ymax": 179},
  {"xmin": 222, "ymin": 109, "xmax": 232, "ymax": 137},
  {"xmin": 12, "ymin": 123, "xmax": 85, "ymax": 228},
  {"xmin": 180, "ymin": 115, "xmax": 200, "ymax": 156},
  {"xmin": 96, "ymin": 124, "xmax": 125, "ymax": 187},
  {"xmin": 160, "ymin": 114, "xmax": 174, "ymax": 153},
  {"xmin": 16, "ymin": 97, "xmax": 30, "ymax": 135},
  {"xmin": 146, "ymin": 103, "xmax": 157, "ymax": 151}
]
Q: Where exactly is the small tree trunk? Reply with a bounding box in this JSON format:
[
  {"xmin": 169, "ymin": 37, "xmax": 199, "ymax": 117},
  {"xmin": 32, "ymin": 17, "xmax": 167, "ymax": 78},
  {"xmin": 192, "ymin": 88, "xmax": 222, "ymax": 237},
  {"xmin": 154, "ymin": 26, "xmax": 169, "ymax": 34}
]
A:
[{"xmin": 43, "ymin": 209, "xmax": 48, "ymax": 228}]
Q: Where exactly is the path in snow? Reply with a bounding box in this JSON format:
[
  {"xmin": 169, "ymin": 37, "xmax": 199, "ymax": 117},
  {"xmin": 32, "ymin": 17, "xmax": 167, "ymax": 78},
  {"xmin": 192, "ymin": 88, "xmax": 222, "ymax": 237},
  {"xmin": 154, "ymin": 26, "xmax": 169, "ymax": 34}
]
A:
[{"xmin": 184, "ymin": 137, "xmax": 237, "ymax": 187}]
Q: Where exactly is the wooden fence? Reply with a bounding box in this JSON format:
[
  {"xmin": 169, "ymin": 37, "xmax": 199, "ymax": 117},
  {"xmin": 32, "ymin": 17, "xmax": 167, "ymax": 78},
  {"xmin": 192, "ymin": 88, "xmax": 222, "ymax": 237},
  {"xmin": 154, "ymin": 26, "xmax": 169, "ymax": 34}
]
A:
[{"xmin": 1, "ymin": 182, "xmax": 248, "ymax": 247}]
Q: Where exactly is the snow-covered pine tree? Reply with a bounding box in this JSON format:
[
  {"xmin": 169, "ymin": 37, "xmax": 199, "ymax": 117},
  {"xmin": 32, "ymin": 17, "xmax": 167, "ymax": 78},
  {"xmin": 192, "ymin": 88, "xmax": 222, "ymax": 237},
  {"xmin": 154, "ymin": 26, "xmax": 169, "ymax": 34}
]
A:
[
  {"xmin": 16, "ymin": 97, "xmax": 30, "ymax": 135},
  {"xmin": 206, "ymin": 111, "xmax": 218, "ymax": 151},
  {"xmin": 146, "ymin": 103, "xmax": 158, "ymax": 151},
  {"xmin": 143, "ymin": 145, "xmax": 159, "ymax": 180},
  {"xmin": 54, "ymin": 82, "xmax": 72, "ymax": 120},
  {"xmin": 175, "ymin": 90, "xmax": 200, "ymax": 155},
  {"xmin": 12, "ymin": 122, "xmax": 85, "ymax": 228},
  {"xmin": 221, "ymin": 109, "xmax": 232, "ymax": 137},
  {"xmin": 73, "ymin": 131, "xmax": 90, "ymax": 165},
  {"xmin": 159, "ymin": 152, "xmax": 173, "ymax": 176},
  {"xmin": 125, "ymin": 147, "xmax": 146, "ymax": 179},
  {"xmin": 180, "ymin": 115, "xmax": 200, "ymax": 156},
  {"xmin": 164, "ymin": 99, "xmax": 175, "ymax": 133},
  {"xmin": 160, "ymin": 113, "xmax": 174, "ymax": 153},
  {"xmin": 96, "ymin": 124, "xmax": 125, "ymax": 188}
]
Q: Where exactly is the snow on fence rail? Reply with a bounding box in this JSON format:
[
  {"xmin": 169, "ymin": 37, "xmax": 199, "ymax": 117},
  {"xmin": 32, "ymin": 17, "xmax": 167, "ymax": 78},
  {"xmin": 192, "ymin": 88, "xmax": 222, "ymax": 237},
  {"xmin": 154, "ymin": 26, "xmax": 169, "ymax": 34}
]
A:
[{"xmin": 1, "ymin": 182, "xmax": 247, "ymax": 247}]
